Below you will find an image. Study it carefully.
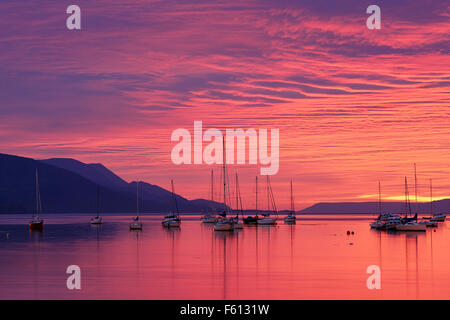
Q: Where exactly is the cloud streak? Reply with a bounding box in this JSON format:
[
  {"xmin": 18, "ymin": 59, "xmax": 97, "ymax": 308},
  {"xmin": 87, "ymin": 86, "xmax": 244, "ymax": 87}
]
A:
[{"xmin": 0, "ymin": 0, "xmax": 449, "ymax": 208}]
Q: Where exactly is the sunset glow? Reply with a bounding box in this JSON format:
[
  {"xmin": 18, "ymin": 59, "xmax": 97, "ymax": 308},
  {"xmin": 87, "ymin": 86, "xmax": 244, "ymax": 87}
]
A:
[{"xmin": 0, "ymin": 0, "xmax": 448, "ymax": 209}]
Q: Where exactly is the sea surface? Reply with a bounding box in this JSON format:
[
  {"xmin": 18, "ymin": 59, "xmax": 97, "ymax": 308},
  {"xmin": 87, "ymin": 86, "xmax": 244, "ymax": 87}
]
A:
[{"xmin": 0, "ymin": 214, "xmax": 449, "ymax": 299}]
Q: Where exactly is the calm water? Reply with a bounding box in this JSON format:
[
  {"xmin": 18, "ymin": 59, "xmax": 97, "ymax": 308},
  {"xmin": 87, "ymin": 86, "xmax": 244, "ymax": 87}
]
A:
[{"xmin": 1, "ymin": 214, "xmax": 450, "ymax": 300}]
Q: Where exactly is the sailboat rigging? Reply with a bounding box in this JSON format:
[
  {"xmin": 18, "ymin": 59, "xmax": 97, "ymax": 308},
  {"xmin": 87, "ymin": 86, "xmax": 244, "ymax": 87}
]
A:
[
  {"xmin": 29, "ymin": 168, "xmax": 44, "ymax": 230},
  {"xmin": 243, "ymin": 176, "xmax": 259, "ymax": 224},
  {"xmin": 90, "ymin": 185, "xmax": 102, "ymax": 224},
  {"xmin": 214, "ymin": 139, "xmax": 234, "ymax": 231},
  {"xmin": 257, "ymin": 176, "xmax": 278, "ymax": 225},
  {"xmin": 427, "ymin": 178, "xmax": 446, "ymax": 222},
  {"xmin": 201, "ymin": 170, "xmax": 218, "ymax": 223},
  {"xmin": 232, "ymin": 173, "xmax": 243, "ymax": 229},
  {"xmin": 129, "ymin": 181, "xmax": 143, "ymax": 230},
  {"xmin": 284, "ymin": 180, "xmax": 296, "ymax": 224},
  {"xmin": 162, "ymin": 180, "xmax": 182, "ymax": 228}
]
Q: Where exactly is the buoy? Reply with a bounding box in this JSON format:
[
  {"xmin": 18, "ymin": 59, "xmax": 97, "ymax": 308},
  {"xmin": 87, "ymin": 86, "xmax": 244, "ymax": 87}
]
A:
[
  {"xmin": 351, "ymin": 231, "xmax": 354, "ymax": 235},
  {"xmin": 347, "ymin": 231, "xmax": 350, "ymax": 235}
]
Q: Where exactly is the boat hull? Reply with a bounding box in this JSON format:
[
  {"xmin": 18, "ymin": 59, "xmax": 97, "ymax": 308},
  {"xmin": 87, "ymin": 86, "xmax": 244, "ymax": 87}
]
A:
[
  {"xmin": 162, "ymin": 220, "xmax": 181, "ymax": 228},
  {"xmin": 214, "ymin": 220, "xmax": 234, "ymax": 231},
  {"xmin": 395, "ymin": 223, "xmax": 426, "ymax": 231},
  {"xmin": 430, "ymin": 215, "xmax": 446, "ymax": 222},
  {"xmin": 243, "ymin": 216, "xmax": 258, "ymax": 224},
  {"xmin": 90, "ymin": 217, "xmax": 102, "ymax": 224},
  {"xmin": 129, "ymin": 222, "xmax": 143, "ymax": 230},
  {"xmin": 419, "ymin": 221, "xmax": 437, "ymax": 227},
  {"xmin": 284, "ymin": 216, "xmax": 296, "ymax": 224},
  {"xmin": 29, "ymin": 220, "xmax": 44, "ymax": 230},
  {"xmin": 258, "ymin": 217, "xmax": 277, "ymax": 225},
  {"xmin": 233, "ymin": 221, "xmax": 243, "ymax": 229}
]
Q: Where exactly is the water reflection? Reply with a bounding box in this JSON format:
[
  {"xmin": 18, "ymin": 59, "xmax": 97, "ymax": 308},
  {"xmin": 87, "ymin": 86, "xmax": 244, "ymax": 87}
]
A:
[{"xmin": 0, "ymin": 215, "xmax": 449, "ymax": 299}]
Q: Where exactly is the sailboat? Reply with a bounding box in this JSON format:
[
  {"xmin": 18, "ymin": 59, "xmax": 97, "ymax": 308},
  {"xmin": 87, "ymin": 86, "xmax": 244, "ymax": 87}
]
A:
[
  {"xmin": 257, "ymin": 176, "xmax": 278, "ymax": 225},
  {"xmin": 396, "ymin": 177, "xmax": 425, "ymax": 231},
  {"xmin": 90, "ymin": 185, "xmax": 102, "ymax": 224},
  {"xmin": 129, "ymin": 181, "xmax": 143, "ymax": 230},
  {"xmin": 214, "ymin": 140, "xmax": 234, "ymax": 231},
  {"xmin": 243, "ymin": 176, "xmax": 259, "ymax": 224},
  {"xmin": 29, "ymin": 168, "xmax": 44, "ymax": 230},
  {"xmin": 410, "ymin": 164, "xmax": 438, "ymax": 227},
  {"xmin": 232, "ymin": 173, "xmax": 243, "ymax": 229},
  {"xmin": 201, "ymin": 170, "xmax": 218, "ymax": 224},
  {"xmin": 284, "ymin": 180, "xmax": 296, "ymax": 224},
  {"xmin": 162, "ymin": 180, "xmax": 181, "ymax": 228},
  {"xmin": 427, "ymin": 179, "xmax": 446, "ymax": 222}
]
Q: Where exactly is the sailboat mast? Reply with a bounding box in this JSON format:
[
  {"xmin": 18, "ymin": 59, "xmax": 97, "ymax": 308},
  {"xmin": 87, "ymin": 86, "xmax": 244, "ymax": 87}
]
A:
[
  {"xmin": 96, "ymin": 185, "xmax": 100, "ymax": 218},
  {"xmin": 290, "ymin": 180, "xmax": 294, "ymax": 214},
  {"xmin": 267, "ymin": 176, "xmax": 269, "ymax": 212},
  {"xmin": 404, "ymin": 176, "xmax": 412, "ymax": 216},
  {"xmin": 35, "ymin": 168, "xmax": 40, "ymax": 218},
  {"xmin": 414, "ymin": 163, "xmax": 418, "ymax": 205},
  {"xmin": 136, "ymin": 181, "xmax": 139, "ymax": 218},
  {"xmin": 222, "ymin": 139, "xmax": 226, "ymax": 215},
  {"xmin": 430, "ymin": 178, "xmax": 433, "ymax": 215},
  {"xmin": 235, "ymin": 173, "xmax": 238, "ymax": 212},
  {"xmin": 378, "ymin": 181, "xmax": 382, "ymax": 216},
  {"xmin": 171, "ymin": 179, "xmax": 179, "ymax": 216},
  {"xmin": 255, "ymin": 176, "xmax": 258, "ymax": 213},
  {"xmin": 404, "ymin": 177, "xmax": 408, "ymax": 217},
  {"xmin": 211, "ymin": 170, "xmax": 214, "ymax": 202}
]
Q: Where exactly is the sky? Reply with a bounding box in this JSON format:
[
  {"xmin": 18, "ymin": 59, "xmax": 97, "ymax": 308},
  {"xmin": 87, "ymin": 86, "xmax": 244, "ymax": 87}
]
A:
[{"xmin": 0, "ymin": 0, "xmax": 449, "ymax": 210}]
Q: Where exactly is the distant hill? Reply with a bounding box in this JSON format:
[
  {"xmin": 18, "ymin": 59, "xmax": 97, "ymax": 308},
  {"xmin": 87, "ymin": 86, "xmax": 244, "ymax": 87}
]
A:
[
  {"xmin": 0, "ymin": 153, "xmax": 223, "ymax": 214},
  {"xmin": 41, "ymin": 158, "xmax": 128, "ymax": 188},
  {"xmin": 298, "ymin": 199, "xmax": 450, "ymax": 214}
]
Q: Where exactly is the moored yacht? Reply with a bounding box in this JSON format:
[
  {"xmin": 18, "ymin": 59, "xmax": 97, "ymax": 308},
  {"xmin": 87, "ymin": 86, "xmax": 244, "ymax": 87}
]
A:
[
  {"xmin": 395, "ymin": 221, "xmax": 426, "ymax": 231},
  {"xmin": 201, "ymin": 170, "xmax": 218, "ymax": 224},
  {"xmin": 424, "ymin": 179, "xmax": 446, "ymax": 222},
  {"xmin": 430, "ymin": 213, "xmax": 446, "ymax": 222},
  {"xmin": 395, "ymin": 177, "xmax": 425, "ymax": 231},
  {"xmin": 231, "ymin": 173, "xmax": 244, "ymax": 229},
  {"xmin": 29, "ymin": 168, "xmax": 44, "ymax": 231},
  {"xmin": 257, "ymin": 176, "xmax": 278, "ymax": 225},
  {"xmin": 214, "ymin": 215, "xmax": 235, "ymax": 231},
  {"xmin": 162, "ymin": 180, "xmax": 181, "ymax": 228},
  {"xmin": 284, "ymin": 180, "xmax": 296, "ymax": 224},
  {"xmin": 244, "ymin": 176, "xmax": 259, "ymax": 225},
  {"xmin": 214, "ymin": 140, "xmax": 234, "ymax": 232},
  {"xmin": 129, "ymin": 181, "xmax": 143, "ymax": 230},
  {"xmin": 90, "ymin": 185, "xmax": 102, "ymax": 225}
]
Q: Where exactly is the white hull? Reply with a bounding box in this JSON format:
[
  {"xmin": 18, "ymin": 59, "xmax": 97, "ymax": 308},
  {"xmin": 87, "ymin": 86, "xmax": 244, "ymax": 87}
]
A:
[
  {"xmin": 430, "ymin": 214, "xmax": 446, "ymax": 222},
  {"xmin": 258, "ymin": 217, "xmax": 277, "ymax": 225},
  {"xmin": 370, "ymin": 221, "xmax": 384, "ymax": 229},
  {"xmin": 284, "ymin": 216, "xmax": 296, "ymax": 224},
  {"xmin": 395, "ymin": 223, "xmax": 426, "ymax": 231},
  {"xmin": 419, "ymin": 221, "xmax": 437, "ymax": 227},
  {"xmin": 129, "ymin": 221, "xmax": 143, "ymax": 230},
  {"xmin": 90, "ymin": 217, "xmax": 102, "ymax": 224},
  {"xmin": 214, "ymin": 220, "xmax": 234, "ymax": 231},
  {"xmin": 233, "ymin": 221, "xmax": 243, "ymax": 229},
  {"xmin": 162, "ymin": 219, "xmax": 181, "ymax": 228}
]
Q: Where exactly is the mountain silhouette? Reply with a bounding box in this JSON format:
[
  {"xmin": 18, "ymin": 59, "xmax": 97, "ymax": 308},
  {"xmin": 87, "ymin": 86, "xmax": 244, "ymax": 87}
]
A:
[
  {"xmin": 298, "ymin": 200, "xmax": 450, "ymax": 214},
  {"xmin": 0, "ymin": 153, "xmax": 223, "ymax": 214}
]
